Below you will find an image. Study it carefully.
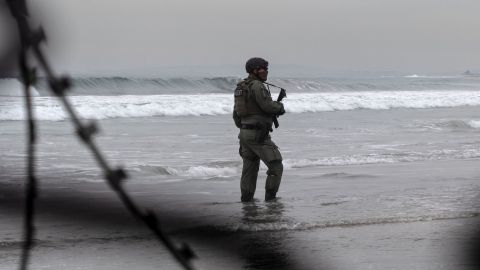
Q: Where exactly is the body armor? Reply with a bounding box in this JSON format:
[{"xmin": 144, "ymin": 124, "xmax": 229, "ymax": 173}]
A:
[{"xmin": 234, "ymin": 79, "xmax": 263, "ymax": 117}]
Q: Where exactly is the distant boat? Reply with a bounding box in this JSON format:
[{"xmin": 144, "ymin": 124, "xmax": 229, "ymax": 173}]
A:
[{"xmin": 462, "ymin": 70, "xmax": 480, "ymax": 77}]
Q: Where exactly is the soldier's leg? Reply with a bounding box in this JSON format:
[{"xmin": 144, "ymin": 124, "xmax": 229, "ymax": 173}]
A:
[
  {"xmin": 253, "ymin": 136, "xmax": 284, "ymax": 201},
  {"xmin": 239, "ymin": 143, "xmax": 260, "ymax": 202},
  {"xmin": 265, "ymin": 160, "xmax": 283, "ymax": 198}
]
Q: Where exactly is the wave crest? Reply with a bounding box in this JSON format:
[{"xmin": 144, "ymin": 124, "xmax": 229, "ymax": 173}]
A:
[
  {"xmin": 130, "ymin": 148, "xmax": 480, "ymax": 180},
  {"xmin": 131, "ymin": 163, "xmax": 240, "ymax": 179},
  {"xmin": 4, "ymin": 90, "xmax": 480, "ymax": 121}
]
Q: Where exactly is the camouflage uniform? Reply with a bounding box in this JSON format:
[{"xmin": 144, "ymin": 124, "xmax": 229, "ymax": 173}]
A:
[{"xmin": 233, "ymin": 75, "xmax": 284, "ymax": 202}]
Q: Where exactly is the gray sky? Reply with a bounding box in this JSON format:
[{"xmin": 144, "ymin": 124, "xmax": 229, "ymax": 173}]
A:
[{"xmin": 23, "ymin": 0, "xmax": 480, "ymax": 76}]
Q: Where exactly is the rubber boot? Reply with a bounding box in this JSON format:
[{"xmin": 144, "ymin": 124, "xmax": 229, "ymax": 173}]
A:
[
  {"xmin": 265, "ymin": 190, "xmax": 277, "ymax": 201},
  {"xmin": 241, "ymin": 191, "xmax": 254, "ymax": 202}
]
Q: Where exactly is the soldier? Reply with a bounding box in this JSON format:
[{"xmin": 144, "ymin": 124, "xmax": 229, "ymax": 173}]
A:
[{"xmin": 233, "ymin": 57, "xmax": 286, "ymax": 202}]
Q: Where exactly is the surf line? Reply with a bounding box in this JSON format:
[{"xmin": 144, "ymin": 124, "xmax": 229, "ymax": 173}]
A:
[{"xmin": 263, "ymin": 81, "xmax": 333, "ymax": 110}]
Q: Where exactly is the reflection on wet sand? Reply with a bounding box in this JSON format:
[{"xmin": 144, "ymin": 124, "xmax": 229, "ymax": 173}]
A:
[{"xmin": 240, "ymin": 200, "xmax": 293, "ymax": 270}]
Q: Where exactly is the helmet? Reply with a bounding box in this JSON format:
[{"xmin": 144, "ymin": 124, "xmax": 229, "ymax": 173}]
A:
[{"xmin": 245, "ymin": 57, "xmax": 269, "ymax": 73}]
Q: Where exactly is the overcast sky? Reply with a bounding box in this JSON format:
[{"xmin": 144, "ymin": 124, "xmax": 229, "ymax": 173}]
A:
[{"xmin": 15, "ymin": 0, "xmax": 480, "ymax": 76}]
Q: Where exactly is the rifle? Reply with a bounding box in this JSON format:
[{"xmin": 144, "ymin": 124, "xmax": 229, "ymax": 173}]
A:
[{"xmin": 263, "ymin": 82, "xmax": 287, "ymax": 129}]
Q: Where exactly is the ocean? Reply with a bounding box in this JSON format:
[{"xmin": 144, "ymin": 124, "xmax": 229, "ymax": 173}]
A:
[{"xmin": 1, "ymin": 75, "xmax": 479, "ymax": 269}]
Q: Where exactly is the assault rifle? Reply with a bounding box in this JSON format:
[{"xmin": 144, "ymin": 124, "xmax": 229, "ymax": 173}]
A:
[{"xmin": 263, "ymin": 82, "xmax": 287, "ymax": 129}]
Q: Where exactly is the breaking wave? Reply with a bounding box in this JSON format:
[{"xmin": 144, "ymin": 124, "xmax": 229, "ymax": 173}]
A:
[
  {"xmin": 2, "ymin": 75, "xmax": 479, "ymax": 96},
  {"xmin": 4, "ymin": 90, "xmax": 480, "ymax": 121},
  {"xmin": 404, "ymin": 74, "xmax": 427, "ymax": 78},
  {"xmin": 130, "ymin": 163, "xmax": 240, "ymax": 179},
  {"xmin": 467, "ymin": 120, "xmax": 480, "ymax": 129},
  {"xmin": 416, "ymin": 119, "xmax": 480, "ymax": 131},
  {"xmin": 67, "ymin": 76, "xmax": 241, "ymax": 95},
  {"xmin": 283, "ymin": 148, "xmax": 480, "ymax": 168},
  {"xmin": 130, "ymin": 147, "xmax": 480, "ymax": 179}
]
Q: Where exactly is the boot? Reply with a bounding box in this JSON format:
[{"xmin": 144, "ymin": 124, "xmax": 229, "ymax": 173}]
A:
[
  {"xmin": 241, "ymin": 191, "xmax": 254, "ymax": 202},
  {"xmin": 265, "ymin": 190, "xmax": 277, "ymax": 201}
]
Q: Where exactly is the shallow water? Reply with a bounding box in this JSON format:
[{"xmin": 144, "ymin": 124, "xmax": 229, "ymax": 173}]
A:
[
  {"xmin": 2, "ymin": 75, "xmax": 480, "ymax": 269},
  {"xmin": 1, "ymin": 104, "xmax": 480, "ymax": 269}
]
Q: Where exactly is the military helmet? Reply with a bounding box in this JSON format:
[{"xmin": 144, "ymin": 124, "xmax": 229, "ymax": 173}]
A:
[{"xmin": 245, "ymin": 57, "xmax": 269, "ymax": 73}]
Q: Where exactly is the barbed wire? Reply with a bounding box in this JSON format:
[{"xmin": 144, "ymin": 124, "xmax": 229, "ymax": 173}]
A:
[
  {"xmin": 17, "ymin": 23, "xmax": 38, "ymax": 270},
  {"xmin": 4, "ymin": 1, "xmax": 197, "ymax": 269}
]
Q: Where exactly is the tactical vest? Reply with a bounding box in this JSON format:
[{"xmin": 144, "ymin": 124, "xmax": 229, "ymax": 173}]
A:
[{"xmin": 234, "ymin": 79, "xmax": 263, "ymax": 117}]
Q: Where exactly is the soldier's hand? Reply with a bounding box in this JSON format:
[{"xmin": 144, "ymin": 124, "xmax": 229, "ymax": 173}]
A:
[{"xmin": 276, "ymin": 102, "xmax": 286, "ymax": 115}]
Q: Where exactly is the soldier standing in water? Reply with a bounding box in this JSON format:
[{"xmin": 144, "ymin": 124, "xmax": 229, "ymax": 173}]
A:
[{"xmin": 233, "ymin": 58, "xmax": 286, "ymax": 202}]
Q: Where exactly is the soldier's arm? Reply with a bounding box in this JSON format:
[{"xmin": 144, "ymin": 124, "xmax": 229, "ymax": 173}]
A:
[
  {"xmin": 232, "ymin": 108, "xmax": 242, "ymax": 128},
  {"xmin": 251, "ymin": 81, "xmax": 284, "ymax": 114}
]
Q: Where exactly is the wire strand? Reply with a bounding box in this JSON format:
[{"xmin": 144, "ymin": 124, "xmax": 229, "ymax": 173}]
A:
[{"xmin": 5, "ymin": 1, "xmax": 197, "ymax": 269}]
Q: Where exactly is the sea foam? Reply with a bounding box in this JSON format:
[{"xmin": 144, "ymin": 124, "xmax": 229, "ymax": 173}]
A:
[
  {"xmin": 130, "ymin": 147, "xmax": 480, "ymax": 180},
  {"xmin": 3, "ymin": 90, "xmax": 480, "ymax": 121}
]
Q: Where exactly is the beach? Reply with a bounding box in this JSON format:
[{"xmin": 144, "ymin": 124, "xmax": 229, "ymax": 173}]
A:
[{"xmin": 1, "ymin": 76, "xmax": 480, "ymax": 269}]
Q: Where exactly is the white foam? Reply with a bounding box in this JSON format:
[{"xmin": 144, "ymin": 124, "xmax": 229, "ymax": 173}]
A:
[
  {"xmin": 181, "ymin": 166, "xmax": 239, "ymax": 178},
  {"xmin": 403, "ymin": 75, "xmax": 457, "ymax": 79},
  {"xmin": 133, "ymin": 163, "xmax": 240, "ymax": 179},
  {"xmin": 283, "ymin": 156, "xmax": 397, "ymax": 168},
  {"xmin": 284, "ymin": 148, "xmax": 480, "ymax": 169},
  {"xmin": 467, "ymin": 120, "xmax": 480, "ymax": 129},
  {"xmin": 132, "ymin": 148, "xmax": 480, "ymax": 180},
  {"xmin": 4, "ymin": 90, "xmax": 480, "ymax": 121}
]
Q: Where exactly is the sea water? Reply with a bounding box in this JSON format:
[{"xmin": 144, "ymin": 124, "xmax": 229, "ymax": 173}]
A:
[{"xmin": 1, "ymin": 75, "xmax": 479, "ymax": 269}]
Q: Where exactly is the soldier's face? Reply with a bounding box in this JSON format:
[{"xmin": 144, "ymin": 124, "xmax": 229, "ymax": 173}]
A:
[{"xmin": 255, "ymin": 68, "xmax": 268, "ymax": 81}]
